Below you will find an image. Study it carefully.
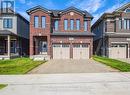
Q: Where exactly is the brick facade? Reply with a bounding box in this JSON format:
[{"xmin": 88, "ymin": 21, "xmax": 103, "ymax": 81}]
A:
[{"xmin": 27, "ymin": 6, "xmax": 94, "ymax": 59}]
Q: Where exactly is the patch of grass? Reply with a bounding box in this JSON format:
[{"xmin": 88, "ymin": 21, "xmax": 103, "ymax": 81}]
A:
[
  {"xmin": 0, "ymin": 84, "xmax": 7, "ymax": 90},
  {"xmin": 0, "ymin": 58, "xmax": 45, "ymax": 75},
  {"xmin": 93, "ymin": 56, "xmax": 130, "ymax": 72}
]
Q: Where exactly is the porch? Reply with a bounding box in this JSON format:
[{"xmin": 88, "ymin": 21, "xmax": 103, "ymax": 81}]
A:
[
  {"xmin": 0, "ymin": 35, "xmax": 20, "ymax": 60},
  {"xmin": 30, "ymin": 36, "xmax": 50, "ymax": 60}
]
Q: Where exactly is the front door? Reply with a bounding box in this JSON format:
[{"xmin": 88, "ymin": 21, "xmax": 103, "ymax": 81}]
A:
[{"xmin": 39, "ymin": 41, "xmax": 47, "ymax": 54}]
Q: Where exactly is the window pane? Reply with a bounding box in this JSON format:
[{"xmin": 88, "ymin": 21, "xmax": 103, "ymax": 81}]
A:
[
  {"xmin": 64, "ymin": 19, "xmax": 68, "ymax": 30},
  {"xmin": 84, "ymin": 21, "xmax": 87, "ymax": 31},
  {"xmin": 42, "ymin": 16, "xmax": 46, "ymax": 28},
  {"xmin": 119, "ymin": 19, "xmax": 122, "ymax": 29},
  {"xmin": 34, "ymin": 16, "xmax": 39, "ymax": 28},
  {"xmin": 8, "ymin": 19, "xmax": 12, "ymax": 28},
  {"xmin": 124, "ymin": 19, "xmax": 127, "ymax": 29},
  {"xmin": 127, "ymin": 20, "xmax": 129, "ymax": 29},
  {"xmin": 70, "ymin": 19, "xmax": 74, "ymax": 30},
  {"xmin": 54, "ymin": 20, "xmax": 59, "ymax": 31},
  {"xmin": 76, "ymin": 19, "xmax": 80, "ymax": 30}
]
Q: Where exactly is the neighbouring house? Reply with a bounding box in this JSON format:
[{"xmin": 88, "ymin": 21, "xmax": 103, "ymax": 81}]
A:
[
  {"xmin": 0, "ymin": 8, "xmax": 29, "ymax": 60},
  {"xmin": 27, "ymin": 6, "xmax": 94, "ymax": 60},
  {"xmin": 92, "ymin": 3, "xmax": 130, "ymax": 59}
]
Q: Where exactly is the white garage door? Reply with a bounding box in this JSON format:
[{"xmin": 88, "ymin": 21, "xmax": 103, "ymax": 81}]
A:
[
  {"xmin": 109, "ymin": 44, "xmax": 127, "ymax": 59},
  {"xmin": 53, "ymin": 44, "xmax": 70, "ymax": 59},
  {"xmin": 73, "ymin": 44, "xmax": 89, "ymax": 59}
]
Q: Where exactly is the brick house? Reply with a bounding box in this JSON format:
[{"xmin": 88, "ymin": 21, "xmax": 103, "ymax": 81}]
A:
[
  {"xmin": 0, "ymin": 9, "xmax": 29, "ymax": 59},
  {"xmin": 27, "ymin": 6, "xmax": 94, "ymax": 60},
  {"xmin": 92, "ymin": 3, "xmax": 130, "ymax": 59}
]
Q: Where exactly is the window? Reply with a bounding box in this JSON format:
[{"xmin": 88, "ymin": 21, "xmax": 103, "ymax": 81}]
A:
[
  {"xmin": 124, "ymin": 19, "xmax": 130, "ymax": 30},
  {"xmin": 54, "ymin": 20, "xmax": 59, "ymax": 31},
  {"xmin": 73, "ymin": 44, "xmax": 80, "ymax": 48},
  {"xmin": 64, "ymin": 19, "xmax": 68, "ymax": 30},
  {"xmin": 127, "ymin": 19, "xmax": 130, "ymax": 29},
  {"xmin": 3, "ymin": 18, "xmax": 12, "ymax": 28},
  {"xmin": 70, "ymin": 19, "xmax": 74, "ymax": 30},
  {"xmin": 126, "ymin": 9, "xmax": 130, "ymax": 12},
  {"xmin": 41, "ymin": 16, "xmax": 46, "ymax": 28},
  {"xmin": 34, "ymin": 16, "xmax": 39, "ymax": 28},
  {"xmin": 119, "ymin": 19, "xmax": 122, "ymax": 29},
  {"xmin": 76, "ymin": 19, "xmax": 80, "ymax": 30},
  {"xmin": 105, "ymin": 22, "xmax": 107, "ymax": 32},
  {"xmin": 84, "ymin": 21, "xmax": 87, "ymax": 31}
]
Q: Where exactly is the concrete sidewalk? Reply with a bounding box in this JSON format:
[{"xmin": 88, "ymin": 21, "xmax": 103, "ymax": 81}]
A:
[{"xmin": 0, "ymin": 73, "xmax": 130, "ymax": 95}]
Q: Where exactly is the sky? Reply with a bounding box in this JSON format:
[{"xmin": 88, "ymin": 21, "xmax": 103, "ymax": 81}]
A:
[{"xmin": 10, "ymin": 0, "xmax": 130, "ymax": 24}]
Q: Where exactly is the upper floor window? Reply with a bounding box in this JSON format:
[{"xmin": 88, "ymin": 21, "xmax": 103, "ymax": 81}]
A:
[
  {"xmin": 84, "ymin": 21, "xmax": 87, "ymax": 31},
  {"xmin": 54, "ymin": 20, "xmax": 59, "ymax": 31},
  {"xmin": 124, "ymin": 19, "xmax": 130, "ymax": 30},
  {"xmin": 76, "ymin": 19, "xmax": 80, "ymax": 30},
  {"xmin": 70, "ymin": 19, "xmax": 74, "ymax": 30},
  {"xmin": 41, "ymin": 16, "xmax": 46, "ymax": 28},
  {"xmin": 34, "ymin": 16, "xmax": 39, "ymax": 28},
  {"xmin": 105, "ymin": 22, "xmax": 107, "ymax": 32},
  {"xmin": 126, "ymin": 9, "xmax": 130, "ymax": 12},
  {"xmin": 64, "ymin": 19, "xmax": 68, "ymax": 30},
  {"xmin": 119, "ymin": 19, "xmax": 122, "ymax": 29},
  {"xmin": 3, "ymin": 18, "xmax": 12, "ymax": 28}
]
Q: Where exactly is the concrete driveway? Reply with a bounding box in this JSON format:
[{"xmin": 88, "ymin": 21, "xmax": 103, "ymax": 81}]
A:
[
  {"xmin": 28, "ymin": 59, "xmax": 118, "ymax": 74},
  {"xmin": 118, "ymin": 59, "xmax": 130, "ymax": 64},
  {"xmin": 0, "ymin": 73, "xmax": 130, "ymax": 95}
]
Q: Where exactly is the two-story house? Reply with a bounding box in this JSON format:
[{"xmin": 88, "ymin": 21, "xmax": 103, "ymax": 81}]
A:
[
  {"xmin": 92, "ymin": 3, "xmax": 130, "ymax": 59},
  {"xmin": 0, "ymin": 8, "xmax": 29, "ymax": 59},
  {"xmin": 27, "ymin": 6, "xmax": 94, "ymax": 60}
]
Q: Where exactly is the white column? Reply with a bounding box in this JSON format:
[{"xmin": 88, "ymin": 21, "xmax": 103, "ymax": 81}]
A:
[{"xmin": 7, "ymin": 35, "xmax": 11, "ymax": 57}]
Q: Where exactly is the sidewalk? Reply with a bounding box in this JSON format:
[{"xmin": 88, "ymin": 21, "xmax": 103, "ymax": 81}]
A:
[{"xmin": 0, "ymin": 73, "xmax": 130, "ymax": 95}]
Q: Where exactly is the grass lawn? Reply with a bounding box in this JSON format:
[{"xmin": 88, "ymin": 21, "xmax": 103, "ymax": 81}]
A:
[
  {"xmin": 0, "ymin": 58, "xmax": 45, "ymax": 75},
  {"xmin": 0, "ymin": 84, "xmax": 7, "ymax": 90},
  {"xmin": 93, "ymin": 56, "xmax": 130, "ymax": 72}
]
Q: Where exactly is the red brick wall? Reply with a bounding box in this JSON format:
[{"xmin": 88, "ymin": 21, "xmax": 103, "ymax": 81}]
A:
[
  {"xmin": 53, "ymin": 11, "xmax": 91, "ymax": 32},
  {"xmin": 29, "ymin": 10, "xmax": 51, "ymax": 55}
]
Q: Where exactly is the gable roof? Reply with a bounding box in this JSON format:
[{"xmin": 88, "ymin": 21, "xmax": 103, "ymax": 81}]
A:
[
  {"xmin": 26, "ymin": 6, "xmax": 93, "ymax": 19},
  {"xmin": 92, "ymin": 3, "xmax": 130, "ymax": 29},
  {"xmin": 26, "ymin": 5, "xmax": 52, "ymax": 15},
  {"xmin": 115, "ymin": 2, "xmax": 130, "ymax": 12}
]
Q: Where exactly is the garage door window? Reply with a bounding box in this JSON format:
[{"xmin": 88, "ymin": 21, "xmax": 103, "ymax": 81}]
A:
[
  {"xmin": 119, "ymin": 45, "xmax": 126, "ymax": 47},
  {"xmin": 62, "ymin": 44, "xmax": 69, "ymax": 47},
  {"xmin": 111, "ymin": 44, "xmax": 118, "ymax": 47},
  {"xmin": 73, "ymin": 44, "xmax": 80, "ymax": 48},
  {"xmin": 82, "ymin": 44, "xmax": 88, "ymax": 48},
  {"xmin": 53, "ymin": 44, "xmax": 61, "ymax": 47}
]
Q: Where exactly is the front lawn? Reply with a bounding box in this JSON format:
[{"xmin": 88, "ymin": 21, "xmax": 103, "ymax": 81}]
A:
[
  {"xmin": 0, "ymin": 58, "xmax": 45, "ymax": 74},
  {"xmin": 93, "ymin": 56, "xmax": 130, "ymax": 72},
  {"xmin": 0, "ymin": 84, "xmax": 7, "ymax": 90}
]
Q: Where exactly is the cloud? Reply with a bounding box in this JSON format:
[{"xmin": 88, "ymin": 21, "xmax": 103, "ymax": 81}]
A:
[
  {"xmin": 105, "ymin": 1, "xmax": 128, "ymax": 13},
  {"xmin": 26, "ymin": 1, "xmax": 34, "ymax": 6},
  {"xmin": 66, "ymin": 0, "xmax": 106, "ymax": 13},
  {"xmin": 19, "ymin": 0, "xmax": 25, "ymax": 4}
]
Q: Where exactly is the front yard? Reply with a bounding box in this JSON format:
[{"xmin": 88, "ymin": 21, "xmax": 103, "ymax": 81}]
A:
[
  {"xmin": 0, "ymin": 58, "xmax": 45, "ymax": 75},
  {"xmin": 93, "ymin": 56, "xmax": 130, "ymax": 72}
]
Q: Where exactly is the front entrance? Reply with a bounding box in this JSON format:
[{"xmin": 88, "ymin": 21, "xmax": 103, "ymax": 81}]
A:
[
  {"xmin": 73, "ymin": 44, "xmax": 89, "ymax": 59},
  {"xmin": 109, "ymin": 44, "xmax": 127, "ymax": 58},
  {"xmin": 53, "ymin": 44, "xmax": 70, "ymax": 59},
  {"xmin": 39, "ymin": 41, "xmax": 47, "ymax": 54}
]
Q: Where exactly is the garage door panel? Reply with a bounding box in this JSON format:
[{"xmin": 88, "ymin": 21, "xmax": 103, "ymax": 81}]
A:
[
  {"xmin": 53, "ymin": 44, "xmax": 70, "ymax": 59},
  {"xmin": 73, "ymin": 44, "xmax": 89, "ymax": 59},
  {"xmin": 109, "ymin": 44, "xmax": 127, "ymax": 59}
]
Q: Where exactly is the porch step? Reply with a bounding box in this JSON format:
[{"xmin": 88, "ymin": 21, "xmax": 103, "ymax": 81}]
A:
[{"xmin": 30, "ymin": 55, "xmax": 50, "ymax": 61}]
